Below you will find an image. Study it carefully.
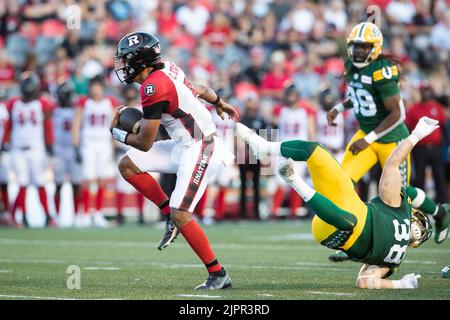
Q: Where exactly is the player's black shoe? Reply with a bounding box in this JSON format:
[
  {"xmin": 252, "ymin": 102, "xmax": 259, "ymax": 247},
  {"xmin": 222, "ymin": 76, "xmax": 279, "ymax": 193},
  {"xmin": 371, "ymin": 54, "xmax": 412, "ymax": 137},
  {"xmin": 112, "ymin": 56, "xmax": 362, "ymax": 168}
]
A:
[
  {"xmin": 195, "ymin": 268, "xmax": 232, "ymax": 290},
  {"xmin": 157, "ymin": 218, "xmax": 179, "ymax": 250},
  {"xmin": 328, "ymin": 250, "xmax": 350, "ymax": 262},
  {"xmin": 137, "ymin": 214, "xmax": 145, "ymax": 225}
]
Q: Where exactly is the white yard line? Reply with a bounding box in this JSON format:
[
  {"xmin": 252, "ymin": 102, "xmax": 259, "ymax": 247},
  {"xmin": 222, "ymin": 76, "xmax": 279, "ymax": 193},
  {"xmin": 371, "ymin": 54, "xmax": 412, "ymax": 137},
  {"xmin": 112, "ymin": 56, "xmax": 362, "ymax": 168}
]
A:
[
  {"xmin": 0, "ymin": 270, "xmax": 12, "ymax": 273},
  {"xmin": 0, "ymin": 294, "xmax": 125, "ymax": 300},
  {"xmin": 0, "ymin": 238, "xmax": 323, "ymax": 252},
  {"xmin": 176, "ymin": 294, "xmax": 222, "ymax": 299},
  {"xmin": 306, "ymin": 291, "xmax": 354, "ymax": 297},
  {"xmin": 83, "ymin": 267, "xmax": 121, "ymax": 271},
  {"xmin": 0, "ymin": 257, "xmax": 352, "ymax": 273},
  {"xmin": 256, "ymin": 293, "xmax": 274, "ymax": 297}
]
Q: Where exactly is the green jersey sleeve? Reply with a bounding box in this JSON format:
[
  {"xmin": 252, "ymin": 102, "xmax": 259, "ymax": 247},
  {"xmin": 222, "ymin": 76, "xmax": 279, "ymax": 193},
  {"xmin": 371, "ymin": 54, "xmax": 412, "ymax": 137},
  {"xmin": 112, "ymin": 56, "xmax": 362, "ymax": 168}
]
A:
[{"xmin": 372, "ymin": 60, "xmax": 400, "ymax": 100}]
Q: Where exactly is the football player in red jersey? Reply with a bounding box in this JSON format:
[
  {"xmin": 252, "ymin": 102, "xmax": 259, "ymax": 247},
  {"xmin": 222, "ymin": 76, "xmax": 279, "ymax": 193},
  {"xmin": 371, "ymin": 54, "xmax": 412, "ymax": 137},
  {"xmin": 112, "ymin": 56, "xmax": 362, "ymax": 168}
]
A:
[
  {"xmin": 112, "ymin": 32, "xmax": 238, "ymax": 290},
  {"xmin": 52, "ymin": 82, "xmax": 82, "ymax": 225},
  {"xmin": 72, "ymin": 78, "xmax": 118, "ymax": 228},
  {"xmin": 2, "ymin": 72, "xmax": 55, "ymax": 228}
]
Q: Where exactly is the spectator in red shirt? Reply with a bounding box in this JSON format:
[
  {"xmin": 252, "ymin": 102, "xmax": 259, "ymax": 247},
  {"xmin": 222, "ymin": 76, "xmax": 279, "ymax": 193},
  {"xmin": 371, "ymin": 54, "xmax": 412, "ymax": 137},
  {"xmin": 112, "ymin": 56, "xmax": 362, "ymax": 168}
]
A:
[
  {"xmin": 260, "ymin": 50, "xmax": 291, "ymax": 100},
  {"xmin": 203, "ymin": 13, "xmax": 232, "ymax": 53},
  {"xmin": 406, "ymin": 83, "xmax": 448, "ymax": 203},
  {"xmin": 0, "ymin": 50, "xmax": 15, "ymax": 87},
  {"xmin": 157, "ymin": 0, "xmax": 179, "ymax": 40}
]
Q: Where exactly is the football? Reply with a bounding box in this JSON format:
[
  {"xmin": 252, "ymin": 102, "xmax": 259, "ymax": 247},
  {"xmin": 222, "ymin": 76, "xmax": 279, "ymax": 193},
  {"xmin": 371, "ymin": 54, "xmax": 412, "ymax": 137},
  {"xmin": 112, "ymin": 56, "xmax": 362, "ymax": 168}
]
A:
[{"xmin": 118, "ymin": 107, "xmax": 143, "ymax": 134}]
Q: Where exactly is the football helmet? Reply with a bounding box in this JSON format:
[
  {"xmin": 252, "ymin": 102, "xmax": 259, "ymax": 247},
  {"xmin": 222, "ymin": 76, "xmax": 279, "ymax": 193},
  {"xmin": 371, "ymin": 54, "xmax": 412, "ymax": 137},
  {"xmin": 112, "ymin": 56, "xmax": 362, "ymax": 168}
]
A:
[
  {"xmin": 20, "ymin": 72, "xmax": 41, "ymax": 102},
  {"xmin": 56, "ymin": 81, "xmax": 74, "ymax": 108},
  {"xmin": 114, "ymin": 32, "xmax": 162, "ymax": 84},
  {"xmin": 409, "ymin": 209, "xmax": 432, "ymax": 248},
  {"xmin": 347, "ymin": 22, "xmax": 383, "ymax": 68}
]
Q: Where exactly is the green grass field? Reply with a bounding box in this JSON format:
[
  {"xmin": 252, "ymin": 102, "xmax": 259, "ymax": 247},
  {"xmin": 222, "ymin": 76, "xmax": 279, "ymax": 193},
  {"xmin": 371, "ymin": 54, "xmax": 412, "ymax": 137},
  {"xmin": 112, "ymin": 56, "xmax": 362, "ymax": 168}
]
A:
[{"xmin": 0, "ymin": 220, "xmax": 449, "ymax": 300}]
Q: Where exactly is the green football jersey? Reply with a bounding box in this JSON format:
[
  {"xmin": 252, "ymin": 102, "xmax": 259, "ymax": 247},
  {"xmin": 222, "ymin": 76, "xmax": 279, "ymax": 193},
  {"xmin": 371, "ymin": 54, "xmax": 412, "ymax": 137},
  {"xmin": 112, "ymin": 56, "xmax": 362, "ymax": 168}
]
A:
[
  {"xmin": 353, "ymin": 188, "xmax": 412, "ymax": 270},
  {"xmin": 344, "ymin": 57, "xmax": 409, "ymax": 143}
]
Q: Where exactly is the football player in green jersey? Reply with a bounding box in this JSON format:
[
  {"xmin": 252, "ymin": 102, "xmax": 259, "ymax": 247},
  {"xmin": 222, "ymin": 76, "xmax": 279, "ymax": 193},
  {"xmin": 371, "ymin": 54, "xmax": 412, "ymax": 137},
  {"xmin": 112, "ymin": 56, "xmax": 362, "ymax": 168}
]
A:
[
  {"xmin": 326, "ymin": 23, "xmax": 449, "ymax": 262},
  {"xmin": 236, "ymin": 116, "xmax": 438, "ymax": 288}
]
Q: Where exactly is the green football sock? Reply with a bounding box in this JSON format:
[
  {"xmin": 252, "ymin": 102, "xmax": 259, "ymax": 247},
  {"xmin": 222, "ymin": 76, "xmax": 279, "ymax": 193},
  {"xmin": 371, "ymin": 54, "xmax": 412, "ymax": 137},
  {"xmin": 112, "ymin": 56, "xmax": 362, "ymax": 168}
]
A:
[
  {"xmin": 280, "ymin": 140, "xmax": 319, "ymax": 162},
  {"xmin": 307, "ymin": 193, "xmax": 357, "ymax": 231},
  {"xmin": 406, "ymin": 186, "xmax": 438, "ymax": 216}
]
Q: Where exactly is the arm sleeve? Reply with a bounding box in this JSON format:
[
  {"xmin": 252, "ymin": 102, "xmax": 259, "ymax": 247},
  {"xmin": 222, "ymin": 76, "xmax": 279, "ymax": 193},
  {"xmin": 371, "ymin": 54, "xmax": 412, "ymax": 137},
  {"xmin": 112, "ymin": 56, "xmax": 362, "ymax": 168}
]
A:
[
  {"xmin": 372, "ymin": 64, "xmax": 400, "ymax": 100},
  {"xmin": 140, "ymin": 71, "xmax": 178, "ymax": 116},
  {"xmin": 40, "ymin": 98, "xmax": 55, "ymax": 146},
  {"xmin": 142, "ymin": 101, "xmax": 169, "ymax": 120}
]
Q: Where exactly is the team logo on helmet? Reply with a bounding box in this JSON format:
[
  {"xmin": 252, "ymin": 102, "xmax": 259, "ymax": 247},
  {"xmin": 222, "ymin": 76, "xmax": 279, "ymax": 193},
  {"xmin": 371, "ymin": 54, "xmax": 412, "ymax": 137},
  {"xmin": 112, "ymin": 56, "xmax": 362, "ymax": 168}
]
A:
[
  {"xmin": 144, "ymin": 84, "xmax": 156, "ymax": 96},
  {"xmin": 126, "ymin": 34, "xmax": 142, "ymax": 48}
]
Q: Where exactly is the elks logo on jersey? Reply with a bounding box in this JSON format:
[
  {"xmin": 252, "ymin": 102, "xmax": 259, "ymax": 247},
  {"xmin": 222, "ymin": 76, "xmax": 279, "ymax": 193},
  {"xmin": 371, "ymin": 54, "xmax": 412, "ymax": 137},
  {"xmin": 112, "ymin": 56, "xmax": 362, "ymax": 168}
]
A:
[
  {"xmin": 144, "ymin": 84, "xmax": 156, "ymax": 96},
  {"xmin": 381, "ymin": 66, "xmax": 393, "ymax": 79}
]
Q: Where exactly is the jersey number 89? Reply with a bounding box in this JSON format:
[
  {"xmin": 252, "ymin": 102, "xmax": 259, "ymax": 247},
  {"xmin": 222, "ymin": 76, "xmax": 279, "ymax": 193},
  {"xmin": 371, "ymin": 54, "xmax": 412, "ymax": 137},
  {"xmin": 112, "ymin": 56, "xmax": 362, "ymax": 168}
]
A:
[{"xmin": 347, "ymin": 87, "xmax": 377, "ymax": 117}]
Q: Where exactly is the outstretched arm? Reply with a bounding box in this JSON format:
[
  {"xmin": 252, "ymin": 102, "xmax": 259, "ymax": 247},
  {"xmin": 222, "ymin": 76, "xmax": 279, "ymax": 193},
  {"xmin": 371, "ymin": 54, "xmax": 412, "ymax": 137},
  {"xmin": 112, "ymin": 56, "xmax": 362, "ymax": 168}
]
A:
[
  {"xmin": 192, "ymin": 83, "xmax": 239, "ymax": 120},
  {"xmin": 379, "ymin": 117, "xmax": 439, "ymax": 207}
]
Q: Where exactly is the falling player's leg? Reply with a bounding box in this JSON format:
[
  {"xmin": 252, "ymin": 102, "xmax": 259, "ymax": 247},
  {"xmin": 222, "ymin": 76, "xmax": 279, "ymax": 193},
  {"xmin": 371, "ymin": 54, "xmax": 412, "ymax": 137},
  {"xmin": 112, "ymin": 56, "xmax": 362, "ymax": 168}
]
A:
[{"xmin": 236, "ymin": 124, "xmax": 367, "ymax": 250}]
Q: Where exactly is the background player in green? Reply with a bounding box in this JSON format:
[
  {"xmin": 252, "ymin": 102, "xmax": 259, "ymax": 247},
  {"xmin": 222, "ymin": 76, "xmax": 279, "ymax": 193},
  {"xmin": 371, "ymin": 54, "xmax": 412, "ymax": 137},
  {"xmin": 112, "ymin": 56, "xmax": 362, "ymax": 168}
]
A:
[
  {"xmin": 326, "ymin": 22, "xmax": 449, "ymax": 262},
  {"xmin": 236, "ymin": 116, "xmax": 438, "ymax": 289}
]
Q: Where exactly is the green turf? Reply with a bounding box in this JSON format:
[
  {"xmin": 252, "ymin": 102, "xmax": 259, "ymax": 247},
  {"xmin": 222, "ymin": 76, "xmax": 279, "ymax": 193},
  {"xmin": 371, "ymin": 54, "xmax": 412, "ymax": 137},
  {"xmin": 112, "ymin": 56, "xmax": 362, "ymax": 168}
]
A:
[{"xmin": 0, "ymin": 220, "xmax": 449, "ymax": 300}]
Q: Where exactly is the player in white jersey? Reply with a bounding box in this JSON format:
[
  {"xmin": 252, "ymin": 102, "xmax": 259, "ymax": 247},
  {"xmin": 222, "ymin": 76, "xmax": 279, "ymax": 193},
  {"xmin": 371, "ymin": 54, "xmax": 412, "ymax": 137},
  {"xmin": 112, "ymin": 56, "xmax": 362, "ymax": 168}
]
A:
[
  {"xmin": 114, "ymin": 84, "xmax": 145, "ymax": 225},
  {"xmin": 272, "ymin": 84, "xmax": 316, "ymax": 218},
  {"xmin": 72, "ymin": 77, "xmax": 119, "ymax": 228},
  {"xmin": 2, "ymin": 73, "xmax": 55, "ymax": 227},
  {"xmin": 0, "ymin": 92, "xmax": 11, "ymax": 224},
  {"xmin": 316, "ymin": 87, "xmax": 346, "ymax": 162},
  {"xmin": 52, "ymin": 82, "xmax": 82, "ymax": 224},
  {"xmin": 112, "ymin": 32, "xmax": 237, "ymax": 289}
]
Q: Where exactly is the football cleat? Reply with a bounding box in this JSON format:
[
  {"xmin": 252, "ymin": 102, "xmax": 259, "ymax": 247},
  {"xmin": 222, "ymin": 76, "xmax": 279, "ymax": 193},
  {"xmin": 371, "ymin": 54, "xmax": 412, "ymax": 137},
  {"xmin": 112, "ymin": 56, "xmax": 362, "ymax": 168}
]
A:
[
  {"xmin": 194, "ymin": 268, "xmax": 232, "ymax": 290},
  {"xmin": 434, "ymin": 204, "xmax": 450, "ymax": 244},
  {"xmin": 441, "ymin": 265, "xmax": 450, "ymax": 278},
  {"xmin": 235, "ymin": 123, "xmax": 272, "ymax": 159},
  {"xmin": 328, "ymin": 250, "xmax": 351, "ymax": 262},
  {"xmin": 157, "ymin": 218, "xmax": 179, "ymax": 250},
  {"xmin": 400, "ymin": 273, "xmax": 421, "ymax": 289}
]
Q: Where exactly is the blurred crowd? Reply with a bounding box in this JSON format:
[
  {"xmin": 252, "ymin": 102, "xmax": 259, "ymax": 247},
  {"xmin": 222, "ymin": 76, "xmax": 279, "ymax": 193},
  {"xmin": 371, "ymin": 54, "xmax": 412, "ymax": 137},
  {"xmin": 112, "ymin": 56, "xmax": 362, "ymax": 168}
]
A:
[{"xmin": 0, "ymin": 0, "xmax": 449, "ymax": 227}]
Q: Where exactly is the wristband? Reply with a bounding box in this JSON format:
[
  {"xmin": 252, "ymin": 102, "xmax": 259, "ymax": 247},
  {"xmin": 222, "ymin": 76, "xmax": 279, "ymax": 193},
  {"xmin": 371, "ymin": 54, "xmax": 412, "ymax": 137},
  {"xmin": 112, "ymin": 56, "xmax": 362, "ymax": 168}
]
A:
[
  {"xmin": 407, "ymin": 133, "xmax": 420, "ymax": 146},
  {"xmin": 332, "ymin": 102, "xmax": 345, "ymax": 113},
  {"xmin": 111, "ymin": 127, "xmax": 129, "ymax": 144},
  {"xmin": 211, "ymin": 90, "xmax": 221, "ymax": 105},
  {"xmin": 363, "ymin": 131, "xmax": 378, "ymax": 144}
]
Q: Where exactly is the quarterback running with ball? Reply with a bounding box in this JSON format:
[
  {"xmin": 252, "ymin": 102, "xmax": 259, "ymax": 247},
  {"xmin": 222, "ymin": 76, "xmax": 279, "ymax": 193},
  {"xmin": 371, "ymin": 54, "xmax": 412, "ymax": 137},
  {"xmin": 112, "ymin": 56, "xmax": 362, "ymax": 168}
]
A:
[
  {"xmin": 236, "ymin": 116, "xmax": 438, "ymax": 289},
  {"xmin": 111, "ymin": 32, "xmax": 237, "ymax": 290}
]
